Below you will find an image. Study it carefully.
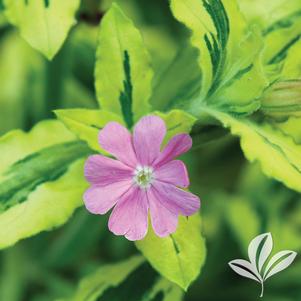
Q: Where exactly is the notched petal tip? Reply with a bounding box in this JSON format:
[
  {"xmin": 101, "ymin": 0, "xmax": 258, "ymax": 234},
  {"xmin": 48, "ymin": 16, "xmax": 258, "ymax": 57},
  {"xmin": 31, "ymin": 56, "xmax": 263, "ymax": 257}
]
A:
[
  {"xmin": 155, "ymin": 227, "xmax": 177, "ymax": 238},
  {"xmin": 108, "ymin": 218, "xmax": 149, "ymax": 241},
  {"xmin": 125, "ymin": 227, "xmax": 149, "ymax": 241}
]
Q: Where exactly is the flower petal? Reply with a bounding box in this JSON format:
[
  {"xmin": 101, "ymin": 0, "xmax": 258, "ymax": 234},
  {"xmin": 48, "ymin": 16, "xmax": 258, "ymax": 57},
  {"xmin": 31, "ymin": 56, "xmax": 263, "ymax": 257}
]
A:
[
  {"xmin": 152, "ymin": 181, "xmax": 200, "ymax": 216},
  {"xmin": 148, "ymin": 188, "xmax": 178, "ymax": 237},
  {"xmin": 98, "ymin": 122, "xmax": 137, "ymax": 167},
  {"xmin": 83, "ymin": 180, "xmax": 132, "ymax": 215},
  {"xmin": 84, "ymin": 155, "xmax": 133, "ymax": 186},
  {"xmin": 155, "ymin": 160, "xmax": 189, "ymax": 188},
  {"xmin": 133, "ymin": 115, "xmax": 166, "ymax": 165},
  {"xmin": 108, "ymin": 186, "xmax": 149, "ymax": 241},
  {"xmin": 154, "ymin": 134, "xmax": 192, "ymax": 167}
]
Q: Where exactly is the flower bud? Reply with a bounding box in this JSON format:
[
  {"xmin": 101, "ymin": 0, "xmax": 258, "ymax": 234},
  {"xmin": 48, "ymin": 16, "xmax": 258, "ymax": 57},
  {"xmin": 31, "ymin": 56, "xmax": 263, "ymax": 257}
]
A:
[{"xmin": 261, "ymin": 80, "xmax": 301, "ymax": 118}]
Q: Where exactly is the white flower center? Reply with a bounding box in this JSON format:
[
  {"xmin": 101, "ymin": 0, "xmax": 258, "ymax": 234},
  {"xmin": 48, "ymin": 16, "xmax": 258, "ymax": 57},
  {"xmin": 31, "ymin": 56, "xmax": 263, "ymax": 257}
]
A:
[{"xmin": 134, "ymin": 166, "xmax": 154, "ymax": 189}]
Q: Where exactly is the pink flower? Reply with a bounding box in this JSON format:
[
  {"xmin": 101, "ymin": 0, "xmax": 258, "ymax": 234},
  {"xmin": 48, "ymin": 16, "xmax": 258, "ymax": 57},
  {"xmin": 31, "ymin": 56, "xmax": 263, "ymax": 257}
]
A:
[{"xmin": 83, "ymin": 115, "xmax": 200, "ymax": 241}]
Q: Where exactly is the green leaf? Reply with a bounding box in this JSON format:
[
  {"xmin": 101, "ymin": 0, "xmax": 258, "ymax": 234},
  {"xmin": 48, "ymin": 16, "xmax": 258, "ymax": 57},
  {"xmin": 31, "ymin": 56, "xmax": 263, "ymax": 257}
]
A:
[
  {"xmin": 262, "ymin": 14, "xmax": 301, "ymax": 83},
  {"xmin": 146, "ymin": 278, "xmax": 184, "ymax": 301},
  {"xmin": 263, "ymin": 16, "xmax": 301, "ymax": 66},
  {"xmin": 170, "ymin": 0, "xmax": 267, "ymax": 113},
  {"xmin": 56, "ymin": 108, "xmax": 200, "ymax": 290},
  {"xmin": 68, "ymin": 256, "xmax": 183, "ymax": 301},
  {"xmin": 150, "ymin": 45, "xmax": 202, "ymax": 111},
  {"xmin": 258, "ymin": 7, "xmax": 301, "ymax": 81},
  {"xmin": 275, "ymin": 117, "xmax": 301, "ymax": 144},
  {"xmin": 95, "ymin": 3, "xmax": 153, "ymax": 127},
  {"xmin": 280, "ymin": 38, "xmax": 301, "ymax": 79},
  {"xmin": 155, "ymin": 110, "xmax": 197, "ymax": 143},
  {"xmin": 0, "ymin": 120, "xmax": 92, "ymax": 249},
  {"xmin": 69, "ymin": 256, "xmax": 143, "ymax": 301},
  {"xmin": 0, "ymin": 32, "xmax": 35, "ymax": 134},
  {"xmin": 55, "ymin": 109, "xmax": 124, "ymax": 152},
  {"xmin": 3, "ymin": 0, "xmax": 80, "ymax": 59},
  {"xmin": 204, "ymin": 107, "xmax": 301, "ymax": 193},
  {"xmin": 238, "ymin": 0, "xmax": 301, "ymax": 30},
  {"xmin": 56, "ymin": 108, "xmax": 196, "ymax": 151},
  {"xmin": 135, "ymin": 214, "xmax": 206, "ymax": 291}
]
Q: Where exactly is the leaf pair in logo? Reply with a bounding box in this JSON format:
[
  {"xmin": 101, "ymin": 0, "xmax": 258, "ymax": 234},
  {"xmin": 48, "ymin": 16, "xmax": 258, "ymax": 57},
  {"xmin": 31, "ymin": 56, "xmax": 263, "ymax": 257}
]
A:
[{"xmin": 229, "ymin": 233, "xmax": 297, "ymax": 298}]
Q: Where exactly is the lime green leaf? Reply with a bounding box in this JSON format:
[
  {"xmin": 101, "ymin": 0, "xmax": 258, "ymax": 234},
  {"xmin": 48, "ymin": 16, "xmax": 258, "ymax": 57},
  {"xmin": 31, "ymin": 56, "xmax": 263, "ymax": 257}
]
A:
[
  {"xmin": 280, "ymin": 39, "xmax": 301, "ymax": 79},
  {"xmin": 0, "ymin": 120, "xmax": 92, "ymax": 249},
  {"xmin": 205, "ymin": 107, "xmax": 301, "ymax": 193},
  {"xmin": 259, "ymin": 8, "xmax": 301, "ymax": 82},
  {"xmin": 3, "ymin": 0, "xmax": 80, "ymax": 59},
  {"xmin": 136, "ymin": 214, "xmax": 206, "ymax": 290},
  {"xmin": 238, "ymin": 0, "xmax": 301, "ymax": 29},
  {"xmin": 214, "ymin": 51, "xmax": 266, "ymax": 114},
  {"xmin": 275, "ymin": 117, "xmax": 301, "ymax": 144},
  {"xmin": 68, "ymin": 256, "xmax": 183, "ymax": 301},
  {"xmin": 95, "ymin": 3, "xmax": 153, "ymax": 127},
  {"xmin": 170, "ymin": 0, "xmax": 267, "ymax": 113},
  {"xmin": 263, "ymin": 16, "xmax": 301, "ymax": 66},
  {"xmin": 155, "ymin": 110, "xmax": 196, "ymax": 143},
  {"xmin": 55, "ymin": 109, "xmax": 124, "ymax": 152}
]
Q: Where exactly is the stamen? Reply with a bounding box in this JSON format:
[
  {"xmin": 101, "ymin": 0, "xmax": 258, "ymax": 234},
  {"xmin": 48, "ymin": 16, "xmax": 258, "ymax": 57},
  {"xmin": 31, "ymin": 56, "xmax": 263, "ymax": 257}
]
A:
[{"xmin": 133, "ymin": 166, "xmax": 154, "ymax": 189}]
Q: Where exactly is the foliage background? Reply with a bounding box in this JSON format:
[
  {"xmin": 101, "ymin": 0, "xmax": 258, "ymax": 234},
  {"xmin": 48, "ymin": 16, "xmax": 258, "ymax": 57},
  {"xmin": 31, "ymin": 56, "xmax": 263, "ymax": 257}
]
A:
[{"xmin": 0, "ymin": 0, "xmax": 300, "ymax": 300}]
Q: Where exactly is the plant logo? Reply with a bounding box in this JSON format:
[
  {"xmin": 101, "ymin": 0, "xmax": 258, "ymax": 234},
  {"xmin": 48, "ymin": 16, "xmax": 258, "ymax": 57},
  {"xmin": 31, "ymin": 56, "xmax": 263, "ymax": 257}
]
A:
[{"xmin": 228, "ymin": 233, "xmax": 297, "ymax": 298}]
